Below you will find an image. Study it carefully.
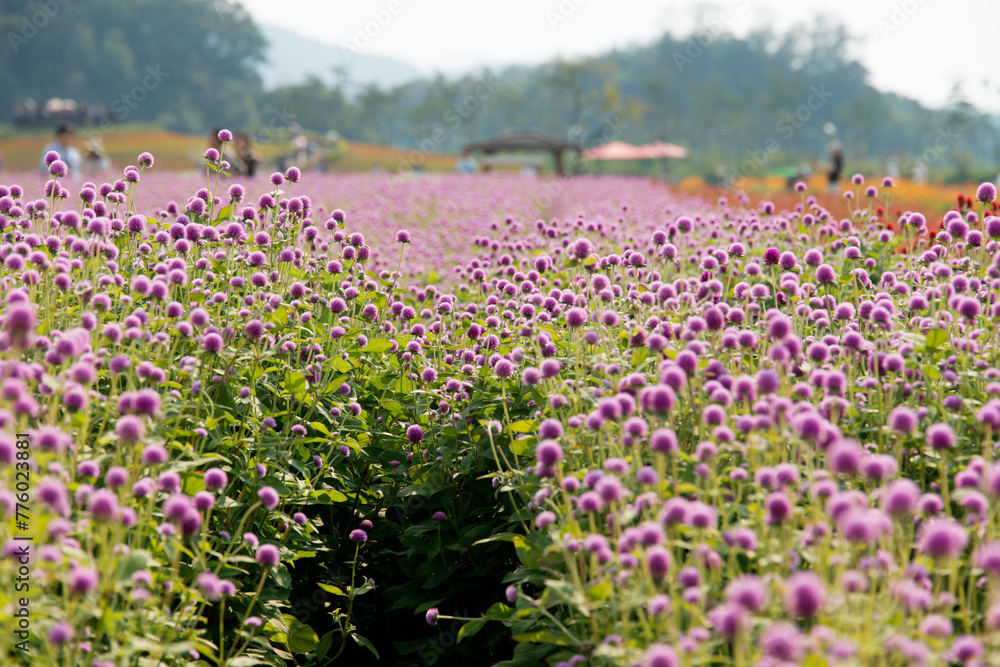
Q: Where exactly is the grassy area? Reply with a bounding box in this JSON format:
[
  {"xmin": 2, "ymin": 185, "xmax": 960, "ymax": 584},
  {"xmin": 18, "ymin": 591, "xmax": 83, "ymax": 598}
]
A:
[{"xmin": 0, "ymin": 125, "xmax": 460, "ymax": 174}]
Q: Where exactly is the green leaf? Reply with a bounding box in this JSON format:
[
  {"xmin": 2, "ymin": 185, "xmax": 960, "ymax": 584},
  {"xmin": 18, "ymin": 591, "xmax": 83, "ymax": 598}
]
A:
[
  {"xmin": 213, "ymin": 203, "xmax": 235, "ymax": 222},
  {"xmin": 318, "ymin": 583, "xmax": 345, "ymax": 596},
  {"xmin": 512, "ymin": 630, "xmax": 575, "ymax": 646},
  {"xmin": 312, "ymin": 489, "xmax": 349, "ymax": 504},
  {"xmin": 284, "ymin": 371, "xmax": 307, "ymax": 394},
  {"xmin": 112, "ymin": 550, "xmax": 150, "ymax": 583},
  {"xmin": 351, "ymin": 634, "xmax": 380, "ymax": 659},
  {"xmin": 925, "ymin": 328, "xmax": 948, "ymax": 349},
  {"xmin": 457, "ymin": 619, "xmax": 487, "ymax": 644},
  {"xmin": 507, "ymin": 420, "xmax": 537, "ymax": 433},
  {"xmin": 284, "ymin": 616, "xmax": 319, "ymax": 654},
  {"xmin": 361, "ymin": 338, "xmax": 393, "ymax": 353},
  {"xmin": 316, "ymin": 631, "xmax": 336, "ymax": 660}
]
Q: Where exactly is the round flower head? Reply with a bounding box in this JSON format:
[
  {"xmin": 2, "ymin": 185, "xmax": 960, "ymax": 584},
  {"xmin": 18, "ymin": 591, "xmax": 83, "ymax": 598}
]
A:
[
  {"xmin": 203, "ymin": 468, "xmax": 228, "ymax": 491},
  {"xmin": 815, "ymin": 264, "xmax": 837, "ymax": 284},
  {"xmin": 217, "ymin": 129, "xmax": 233, "ymax": 142},
  {"xmin": 536, "ymin": 440, "xmax": 563, "ymax": 466},
  {"xmin": 395, "ymin": 229, "xmax": 411, "ymax": 243},
  {"xmin": 925, "ymin": 422, "xmax": 956, "ymax": 450},
  {"xmin": 918, "ymin": 517, "xmax": 968, "ymax": 560},
  {"xmin": 349, "ymin": 529, "xmax": 368, "ymax": 542},
  {"xmin": 977, "ymin": 182, "xmax": 997, "ymax": 204},
  {"xmin": 255, "ymin": 544, "xmax": 280, "ymax": 566},
  {"xmin": 257, "ymin": 486, "xmax": 280, "ymax": 510},
  {"xmin": 406, "ymin": 424, "xmax": 424, "ymax": 443},
  {"xmin": 725, "ymin": 574, "xmax": 768, "ymax": 612},
  {"xmin": 643, "ymin": 644, "xmax": 679, "ymax": 667},
  {"xmin": 116, "ymin": 415, "xmax": 146, "ymax": 444},
  {"xmin": 783, "ymin": 572, "xmax": 826, "ymax": 617},
  {"xmin": 425, "ymin": 607, "xmax": 439, "ymax": 626},
  {"xmin": 887, "ymin": 406, "xmax": 917, "ymax": 434}
]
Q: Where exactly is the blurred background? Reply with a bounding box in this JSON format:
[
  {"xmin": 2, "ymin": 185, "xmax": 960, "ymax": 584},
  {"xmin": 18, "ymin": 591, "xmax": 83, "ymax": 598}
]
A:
[{"xmin": 0, "ymin": 0, "xmax": 996, "ymax": 196}]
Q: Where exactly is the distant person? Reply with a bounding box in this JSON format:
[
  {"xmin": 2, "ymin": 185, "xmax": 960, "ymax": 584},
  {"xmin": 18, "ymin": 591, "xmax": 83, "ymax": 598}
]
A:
[
  {"xmin": 40, "ymin": 122, "xmax": 82, "ymax": 178},
  {"xmin": 234, "ymin": 131, "xmax": 259, "ymax": 177},
  {"xmin": 82, "ymin": 137, "xmax": 111, "ymax": 176},
  {"xmin": 813, "ymin": 147, "xmax": 842, "ymax": 193},
  {"xmin": 456, "ymin": 151, "xmax": 478, "ymax": 174}
]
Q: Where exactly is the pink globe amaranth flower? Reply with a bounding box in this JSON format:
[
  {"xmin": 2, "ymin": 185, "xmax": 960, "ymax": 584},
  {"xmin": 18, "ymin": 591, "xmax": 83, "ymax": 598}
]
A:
[
  {"xmin": 257, "ymin": 486, "xmax": 280, "ymax": 510},
  {"xmin": 68, "ymin": 566, "xmax": 100, "ymax": 595},
  {"xmin": 87, "ymin": 489, "xmax": 120, "ymax": 522},
  {"xmin": 815, "ymin": 263, "xmax": 837, "ymax": 284},
  {"xmin": 203, "ymin": 467, "xmax": 228, "ymax": 491},
  {"xmin": 645, "ymin": 545, "xmax": 672, "ymax": 578},
  {"xmin": 919, "ymin": 518, "xmax": 968, "ymax": 560},
  {"xmin": 47, "ymin": 621, "xmax": 74, "ymax": 645},
  {"xmin": 925, "ymin": 422, "xmax": 956, "ymax": 450},
  {"xmin": 783, "ymin": 572, "xmax": 826, "ymax": 617},
  {"xmin": 116, "ymin": 415, "xmax": 146, "ymax": 444},
  {"xmin": 976, "ymin": 182, "xmax": 997, "ymax": 204},
  {"xmin": 535, "ymin": 440, "xmax": 563, "ymax": 466},
  {"xmin": 255, "ymin": 544, "xmax": 280, "ymax": 567},
  {"xmin": 349, "ymin": 529, "xmax": 368, "ymax": 542},
  {"xmin": 725, "ymin": 574, "xmax": 768, "ymax": 612},
  {"xmin": 709, "ymin": 602, "xmax": 749, "ymax": 638},
  {"xmin": 395, "ymin": 229, "xmax": 411, "ymax": 243},
  {"xmin": 565, "ymin": 307, "xmax": 588, "ymax": 327},
  {"xmin": 643, "ymin": 644, "xmax": 678, "ymax": 667},
  {"xmin": 887, "ymin": 406, "xmax": 917, "ymax": 434},
  {"xmin": 406, "ymin": 424, "xmax": 424, "ymax": 444},
  {"xmin": 4, "ymin": 303, "xmax": 36, "ymax": 348},
  {"xmin": 217, "ymin": 129, "xmax": 233, "ymax": 142}
]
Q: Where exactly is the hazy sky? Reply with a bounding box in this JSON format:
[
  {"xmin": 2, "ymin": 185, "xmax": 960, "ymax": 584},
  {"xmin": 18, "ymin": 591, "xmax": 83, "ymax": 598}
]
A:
[{"xmin": 241, "ymin": 0, "xmax": 998, "ymax": 112}]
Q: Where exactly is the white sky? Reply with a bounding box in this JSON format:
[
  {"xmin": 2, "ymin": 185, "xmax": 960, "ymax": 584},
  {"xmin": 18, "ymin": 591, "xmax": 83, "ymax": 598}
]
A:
[{"xmin": 240, "ymin": 0, "xmax": 999, "ymax": 112}]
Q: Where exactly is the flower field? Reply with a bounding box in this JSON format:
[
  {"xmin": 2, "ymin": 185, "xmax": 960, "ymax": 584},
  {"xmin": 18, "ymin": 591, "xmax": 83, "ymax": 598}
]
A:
[{"xmin": 2, "ymin": 134, "xmax": 1000, "ymax": 667}]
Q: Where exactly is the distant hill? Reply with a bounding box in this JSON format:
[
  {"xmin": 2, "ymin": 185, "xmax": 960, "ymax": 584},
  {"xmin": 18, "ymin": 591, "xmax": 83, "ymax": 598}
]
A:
[{"xmin": 259, "ymin": 24, "xmax": 423, "ymax": 92}]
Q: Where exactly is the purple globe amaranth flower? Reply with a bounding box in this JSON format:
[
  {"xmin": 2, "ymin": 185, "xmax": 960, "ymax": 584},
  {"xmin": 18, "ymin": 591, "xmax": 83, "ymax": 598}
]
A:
[
  {"xmin": 68, "ymin": 566, "xmax": 100, "ymax": 595},
  {"xmin": 565, "ymin": 307, "xmax": 588, "ymax": 327},
  {"xmin": 763, "ymin": 248, "xmax": 780, "ymax": 265},
  {"xmin": 725, "ymin": 574, "xmax": 768, "ymax": 612},
  {"xmin": 536, "ymin": 440, "xmax": 563, "ymax": 466},
  {"xmin": 395, "ymin": 229, "xmax": 411, "ymax": 243},
  {"xmin": 918, "ymin": 517, "xmax": 968, "ymax": 560},
  {"xmin": 349, "ymin": 529, "xmax": 368, "ymax": 542},
  {"xmin": 255, "ymin": 544, "xmax": 280, "ymax": 567},
  {"xmin": 116, "ymin": 415, "xmax": 146, "ymax": 444},
  {"xmin": 815, "ymin": 264, "xmax": 837, "ymax": 284},
  {"xmin": 425, "ymin": 607, "xmax": 439, "ymax": 626},
  {"xmin": 888, "ymin": 406, "xmax": 918, "ymax": 434},
  {"xmin": 645, "ymin": 545, "xmax": 672, "ymax": 578},
  {"xmin": 925, "ymin": 422, "xmax": 956, "ymax": 450},
  {"xmin": 783, "ymin": 572, "xmax": 826, "ymax": 617},
  {"xmin": 709, "ymin": 602, "xmax": 750, "ymax": 638},
  {"xmin": 406, "ymin": 424, "xmax": 424, "ymax": 444},
  {"xmin": 976, "ymin": 181, "xmax": 997, "ymax": 204},
  {"xmin": 643, "ymin": 644, "xmax": 679, "ymax": 667},
  {"xmin": 47, "ymin": 622, "xmax": 74, "ymax": 645},
  {"xmin": 257, "ymin": 486, "xmax": 280, "ymax": 510}
]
